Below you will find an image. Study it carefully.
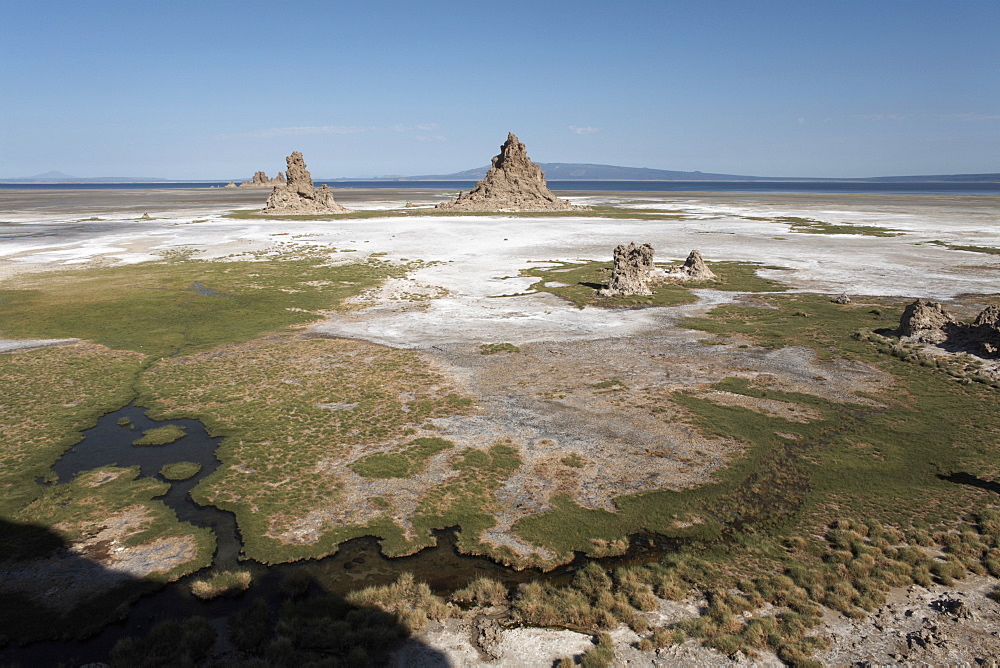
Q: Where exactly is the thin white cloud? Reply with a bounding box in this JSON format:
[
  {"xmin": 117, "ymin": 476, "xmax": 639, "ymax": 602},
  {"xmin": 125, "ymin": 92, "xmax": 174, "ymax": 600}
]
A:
[
  {"xmin": 227, "ymin": 123, "xmax": 443, "ymax": 139},
  {"xmin": 569, "ymin": 125, "xmax": 600, "ymax": 135},
  {"xmin": 937, "ymin": 113, "xmax": 1000, "ymax": 121},
  {"xmin": 415, "ymin": 135, "xmax": 447, "ymax": 143},
  {"xmin": 853, "ymin": 114, "xmax": 906, "ymax": 121},
  {"xmin": 242, "ymin": 125, "xmax": 374, "ymax": 138}
]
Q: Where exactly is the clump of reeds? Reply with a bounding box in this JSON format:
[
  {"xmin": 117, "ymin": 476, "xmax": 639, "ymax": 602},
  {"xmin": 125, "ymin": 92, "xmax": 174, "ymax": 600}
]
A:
[
  {"xmin": 345, "ymin": 571, "xmax": 452, "ymax": 632},
  {"xmin": 190, "ymin": 569, "xmax": 252, "ymax": 600},
  {"xmin": 449, "ymin": 577, "xmax": 509, "ymax": 607}
]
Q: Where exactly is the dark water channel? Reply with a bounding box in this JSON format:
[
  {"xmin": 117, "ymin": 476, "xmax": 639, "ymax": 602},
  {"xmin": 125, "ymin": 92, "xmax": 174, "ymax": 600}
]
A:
[{"xmin": 4, "ymin": 404, "xmax": 680, "ymax": 665}]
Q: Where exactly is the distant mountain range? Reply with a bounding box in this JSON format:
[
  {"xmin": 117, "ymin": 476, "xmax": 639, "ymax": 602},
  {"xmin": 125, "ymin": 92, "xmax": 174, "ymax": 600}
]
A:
[
  {"xmin": 397, "ymin": 163, "xmax": 1000, "ymax": 183},
  {"xmin": 3, "ymin": 165, "xmax": 998, "ymax": 184},
  {"xmin": 2, "ymin": 171, "xmax": 172, "ymax": 184}
]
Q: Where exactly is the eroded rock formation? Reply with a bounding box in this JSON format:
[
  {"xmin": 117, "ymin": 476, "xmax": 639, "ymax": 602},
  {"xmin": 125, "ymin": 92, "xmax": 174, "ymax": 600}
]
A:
[
  {"xmin": 894, "ymin": 299, "xmax": 1000, "ymax": 357},
  {"xmin": 655, "ymin": 249, "xmax": 718, "ymax": 282},
  {"xmin": 240, "ymin": 170, "xmax": 286, "ymax": 188},
  {"xmin": 600, "ymin": 243, "xmax": 654, "ymax": 296},
  {"xmin": 680, "ymin": 249, "xmax": 716, "ymax": 280},
  {"xmin": 898, "ymin": 299, "xmax": 959, "ymax": 343},
  {"xmin": 436, "ymin": 133, "xmax": 576, "ymax": 212},
  {"xmin": 973, "ymin": 304, "xmax": 1000, "ymax": 354},
  {"xmin": 262, "ymin": 152, "xmax": 349, "ymax": 214}
]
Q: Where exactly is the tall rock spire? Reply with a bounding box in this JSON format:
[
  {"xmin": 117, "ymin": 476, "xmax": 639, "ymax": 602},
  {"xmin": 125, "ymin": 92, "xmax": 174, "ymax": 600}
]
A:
[
  {"xmin": 262, "ymin": 152, "xmax": 349, "ymax": 214},
  {"xmin": 437, "ymin": 133, "xmax": 576, "ymax": 211}
]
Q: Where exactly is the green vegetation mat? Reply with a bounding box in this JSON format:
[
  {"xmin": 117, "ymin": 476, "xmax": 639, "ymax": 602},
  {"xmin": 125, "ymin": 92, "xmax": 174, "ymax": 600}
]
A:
[
  {"xmin": 160, "ymin": 461, "xmax": 202, "ymax": 481},
  {"xmin": 352, "ymin": 438, "xmax": 455, "ymax": 478},
  {"xmin": 513, "ymin": 293, "xmax": 1000, "ymax": 564},
  {"xmin": 136, "ymin": 336, "xmax": 475, "ymax": 563},
  {"xmin": 928, "ymin": 240, "xmax": 1000, "ymax": 255},
  {"xmin": 743, "ymin": 215, "xmax": 903, "ymax": 237},
  {"xmin": 0, "ymin": 249, "xmax": 411, "ymax": 357},
  {"xmin": 134, "ymin": 424, "xmax": 185, "ymax": 446}
]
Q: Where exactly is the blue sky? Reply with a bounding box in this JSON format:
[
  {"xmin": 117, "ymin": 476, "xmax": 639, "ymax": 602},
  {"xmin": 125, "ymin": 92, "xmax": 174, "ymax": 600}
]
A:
[{"xmin": 2, "ymin": 0, "xmax": 998, "ymax": 179}]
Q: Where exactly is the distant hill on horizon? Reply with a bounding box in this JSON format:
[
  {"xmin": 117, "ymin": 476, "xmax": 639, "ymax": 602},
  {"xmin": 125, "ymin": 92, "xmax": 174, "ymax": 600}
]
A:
[
  {"xmin": 3, "ymin": 164, "xmax": 998, "ymax": 184},
  {"xmin": 396, "ymin": 163, "xmax": 1000, "ymax": 183},
  {"xmin": 2, "ymin": 170, "xmax": 172, "ymax": 184}
]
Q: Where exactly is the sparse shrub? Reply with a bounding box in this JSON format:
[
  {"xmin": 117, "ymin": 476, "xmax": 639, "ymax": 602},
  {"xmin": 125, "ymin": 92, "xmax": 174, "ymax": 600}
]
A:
[
  {"xmin": 230, "ymin": 597, "xmax": 270, "ymax": 655},
  {"xmin": 580, "ymin": 632, "xmax": 615, "ymax": 668}
]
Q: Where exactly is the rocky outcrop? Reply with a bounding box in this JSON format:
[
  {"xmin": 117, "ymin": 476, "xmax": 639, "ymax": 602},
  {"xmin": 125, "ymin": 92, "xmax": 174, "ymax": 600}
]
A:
[
  {"xmin": 223, "ymin": 181, "xmax": 237, "ymax": 188},
  {"xmin": 240, "ymin": 171, "xmax": 286, "ymax": 188},
  {"xmin": 894, "ymin": 300, "xmax": 1000, "ymax": 357},
  {"xmin": 973, "ymin": 304, "xmax": 1000, "ymax": 354},
  {"xmin": 262, "ymin": 152, "xmax": 349, "ymax": 214},
  {"xmin": 680, "ymin": 249, "xmax": 716, "ymax": 280},
  {"xmin": 600, "ymin": 243, "xmax": 654, "ymax": 296},
  {"xmin": 655, "ymin": 249, "xmax": 718, "ymax": 282},
  {"xmin": 898, "ymin": 299, "xmax": 959, "ymax": 343},
  {"xmin": 436, "ymin": 133, "xmax": 576, "ymax": 212}
]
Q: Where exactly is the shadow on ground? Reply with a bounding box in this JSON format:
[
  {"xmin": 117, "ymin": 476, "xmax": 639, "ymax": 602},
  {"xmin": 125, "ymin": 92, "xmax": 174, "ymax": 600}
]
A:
[{"xmin": 0, "ymin": 517, "xmax": 448, "ymax": 666}]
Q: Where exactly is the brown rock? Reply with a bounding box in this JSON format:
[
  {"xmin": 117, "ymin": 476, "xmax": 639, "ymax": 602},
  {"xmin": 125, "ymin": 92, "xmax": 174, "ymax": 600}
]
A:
[
  {"xmin": 655, "ymin": 249, "xmax": 717, "ymax": 282},
  {"xmin": 973, "ymin": 304, "xmax": 1000, "ymax": 353},
  {"xmin": 436, "ymin": 133, "xmax": 576, "ymax": 212},
  {"xmin": 262, "ymin": 152, "xmax": 349, "ymax": 214},
  {"xmin": 681, "ymin": 249, "xmax": 717, "ymax": 280},
  {"xmin": 223, "ymin": 181, "xmax": 237, "ymax": 189},
  {"xmin": 897, "ymin": 299, "xmax": 958, "ymax": 343},
  {"xmin": 600, "ymin": 242, "xmax": 654, "ymax": 296},
  {"xmin": 973, "ymin": 304, "xmax": 1000, "ymax": 331}
]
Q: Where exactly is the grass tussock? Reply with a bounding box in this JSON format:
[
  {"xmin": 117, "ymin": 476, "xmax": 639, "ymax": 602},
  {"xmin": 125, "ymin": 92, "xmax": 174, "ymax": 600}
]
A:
[
  {"xmin": 345, "ymin": 572, "xmax": 452, "ymax": 632},
  {"xmin": 190, "ymin": 569, "xmax": 252, "ymax": 600},
  {"xmin": 450, "ymin": 577, "xmax": 509, "ymax": 608}
]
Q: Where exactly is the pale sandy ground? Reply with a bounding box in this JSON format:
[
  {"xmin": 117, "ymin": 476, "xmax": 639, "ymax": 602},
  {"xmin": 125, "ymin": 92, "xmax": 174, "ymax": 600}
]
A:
[{"xmin": 2, "ymin": 187, "xmax": 999, "ymax": 665}]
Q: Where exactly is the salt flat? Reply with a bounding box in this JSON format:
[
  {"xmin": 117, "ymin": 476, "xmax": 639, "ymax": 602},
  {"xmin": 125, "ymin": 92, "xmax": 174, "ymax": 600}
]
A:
[{"xmin": 2, "ymin": 189, "xmax": 998, "ymax": 348}]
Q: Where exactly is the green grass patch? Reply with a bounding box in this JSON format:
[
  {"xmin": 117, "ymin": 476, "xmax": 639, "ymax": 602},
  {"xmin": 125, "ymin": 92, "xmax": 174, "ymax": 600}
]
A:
[
  {"xmin": 160, "ymin": 461, "xmax": 202, "ymax": 481},
  {"xmin": 479, "ymin": 342, "xmax": 521, "ymax": 355},
  {"xmin": 745, "ymin": 215, "xmax": 903, "ymax": 237},
  {"xmin": 133, "ymin": 424, "xmax": 185, "ymax": 446},
  {"xmin": 0, "ymin": 250, "xmax": 411, "ymax": 357},
  {"xmin": 351, "ymin": 437, "xmax": 455, "ymax": 479},
  {"xmin": 928, "ymin": 240, "xmax": 1000, "ymax": 255}
]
